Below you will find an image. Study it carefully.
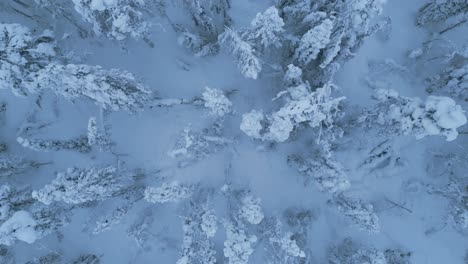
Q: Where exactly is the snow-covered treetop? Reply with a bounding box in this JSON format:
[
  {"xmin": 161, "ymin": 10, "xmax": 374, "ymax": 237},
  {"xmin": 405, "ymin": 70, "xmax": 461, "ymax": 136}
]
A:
[
  {"xmin": 281, "ymin": 0, "xmax": 387, "ymax": 73},
  {"xmin": 417, "ymin": 0, "xmax": 468, "ymax": 26},
  {"xmin": 247, "ymin": 6, "xmax": 285, "ymax": 50},
  {"xmin": 219, "ymin": 28, "xmax": 262, "ymax": 80},
  {"xmin": 202, "ymin": 87, "xmax": 232, "ymax": 117},
  {"xmin": 223, "ymin": 223, "xmax": 257, "ymax": 264},
  {"xmin": 72, "ymin": 0, "xmax": 151, "ymax": 40},
  {"xmin": 239, "ymin": 195, "xmax": 264, "ymax": 225},
  {"xmin": 241, "ymin": 82, "xmax": 345, "ymax": 142},
  {"xmin": 295, "ymin": 18, "xmax": 334, "ymax": 66},
  {"xmin": 428, "ymin": 55, "xmax": 468, "ymax": 101},
  {"xmin": 365, "ymin": 89, "xmax": 467, "ymax": 141}
]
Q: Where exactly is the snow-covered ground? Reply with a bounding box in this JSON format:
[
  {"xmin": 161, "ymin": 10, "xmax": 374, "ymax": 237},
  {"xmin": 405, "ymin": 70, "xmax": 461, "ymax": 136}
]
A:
[{"xmin": 0, "ymin": 0, "xmax": 467, "ymax": 263}]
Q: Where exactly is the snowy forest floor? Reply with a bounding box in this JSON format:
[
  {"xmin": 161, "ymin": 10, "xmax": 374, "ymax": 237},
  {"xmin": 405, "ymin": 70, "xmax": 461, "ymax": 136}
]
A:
[{"xmin": 0, "ymin": 0, "xmax": 467, "ymax": 263}]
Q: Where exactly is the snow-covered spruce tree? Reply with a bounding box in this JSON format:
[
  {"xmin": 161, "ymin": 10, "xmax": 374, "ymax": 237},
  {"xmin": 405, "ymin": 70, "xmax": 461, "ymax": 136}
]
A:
[
  {"xmin": 219, "ymin": 28, "xmax": 262, "ymax": 80},
  {"xmin": 0, "ymin": 23, "xmax": 55, "ymax": 97},
  {"xmin": 239, "ymin": 195, "xmax": 264, "ymax": 225},
  {"xmin": 168, "ymin": 122, "xmax": 232, "ymax": 167},
  {"xmin": 28, "ymin": 63, "xmax": 151, "ymax": 111},
  {"xmin": 1, "ymin": 23, "xmax": 151, "ymax": 111},
  {"xmin": 294, "ymin": 18, "xmax": 334, "ymax": 66},
  {"xmin": 427, "ymin": 54, "xmax": 468, "ymax": 102},
  {"xmin": 176, "ymin": 199, "xmax": 218, "ymax": 264},
  {"xmin": 287, "ymin": 154, "xmax": 350, "ymax": 195},
  {"xmin": 417, "ymin": 0, "xmax": 467, "ymax": 27},
  {"xmin": 360, "ymin": 89, "xmax": 467, "ymax": 141},
  {"xmin": 177, "ymin": 216, "xmax": 217, "ymax": 264},
  {"xmin": 17, "ymin": 136, "xmax": 91, "ymax": 153},
  {"xmin": 278, "ymin": 0, "xmax": 386, "ymax": 84},
  {"xmin": 183, "ymin": 0, "xmax": 231, "ymax": 38},
  {"xmin": 328, "ymin": 237, "xmax": 386, "ymax": 264},
  {"xmin": 241, "ymin": 79, "xmax": 345, "ymax": 142},
  {"xmin": 71, "ymin": 0, "xmax": 151, "ymax": 41},
  {"xmin": 178, "ymin": 0, "xmax": 231, "ymax": 56},
  {"xmin": 31, "ymin": 206, "xmax": 71, "ymax": 242},
  {"xmin": 0, "ymin": 185, "xmax": 35, "ymax": 221},
  {"xmin": 202, "ymin": 87, "xmax": 232, "ymax": 117},
  {"xmin": 246, "ymin": 6, "xmax": 285, "ymax": 51},
  {"xmin": 258, "ymin": 218, "xmax": 306, "ymax": 263},
  {"xmin": 329, "ymin": 193, "xmax": 380, "ymax": 234},
  {"xmin": 144, "ymin": 181, "xmax": 192, "ymax": 204},
  {"xmin": 32, "ymin": 166, "xmax": 124, "ymax": 205}
]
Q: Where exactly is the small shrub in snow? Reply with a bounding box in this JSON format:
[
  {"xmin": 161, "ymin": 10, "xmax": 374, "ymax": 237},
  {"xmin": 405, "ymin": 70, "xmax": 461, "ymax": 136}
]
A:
[
  {"xmin": 93, "ymin": 205, "xmax": 130, "ymax": 235},
  {"xmin": 0, "ymin": 155, "xmax": 36, "ymax": 178},
  {"xmin": 17, "ymin": 136, "xmax": 91, "ymax": 153},
  {"xmin": 384, "ymin": 249, "xmax": 412, "ymax": 264},
  {"xmin": 288, "ymin": 154, "xmax": 350, "ymax": 194},
  {"xmin": 168, "ymin": 123, "xmax": 232, "ymax": 167},
  {"xmin": 144, "ymin": 181, "xmax": 192, "ymax": 204},
  {"xmin": 330, "ymin": 194, "xmax": 380, "ymax": 234}
]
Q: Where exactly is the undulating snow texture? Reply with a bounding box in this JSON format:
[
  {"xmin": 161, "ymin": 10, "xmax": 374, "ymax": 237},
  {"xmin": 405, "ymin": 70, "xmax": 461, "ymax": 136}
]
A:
[{"xmin": 0, "ymin": 0, "xmax": 467, "ymax": 263}]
